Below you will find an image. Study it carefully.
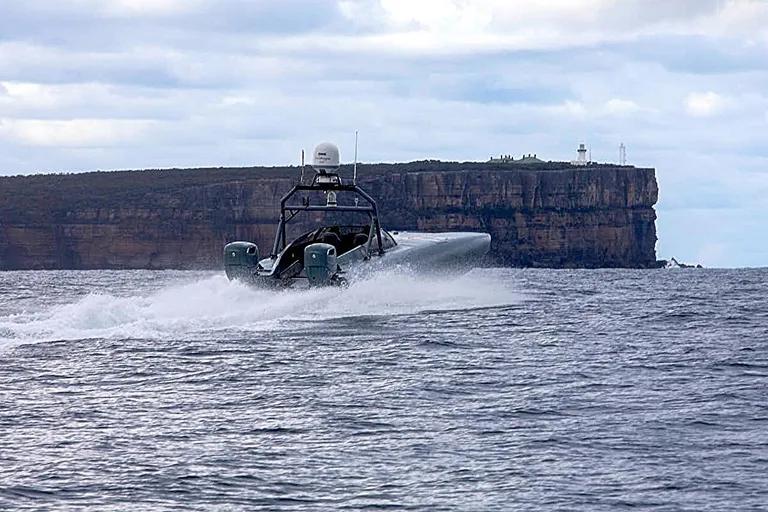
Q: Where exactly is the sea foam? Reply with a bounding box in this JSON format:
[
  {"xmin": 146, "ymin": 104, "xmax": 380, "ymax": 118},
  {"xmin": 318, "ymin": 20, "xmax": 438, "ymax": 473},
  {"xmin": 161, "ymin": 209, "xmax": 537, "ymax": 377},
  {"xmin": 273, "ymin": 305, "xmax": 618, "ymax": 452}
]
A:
[{"xmin": 0, "ymin": 268, "xmax": 519, "ymax": 348}]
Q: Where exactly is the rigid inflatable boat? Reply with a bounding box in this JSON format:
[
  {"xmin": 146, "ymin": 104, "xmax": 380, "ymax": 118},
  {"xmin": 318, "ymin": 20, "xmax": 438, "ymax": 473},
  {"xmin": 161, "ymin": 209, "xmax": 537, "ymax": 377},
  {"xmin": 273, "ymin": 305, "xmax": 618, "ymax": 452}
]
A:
[{"xmin": 224, "ymin": 142, "xmax": 491, "ymax": 287}]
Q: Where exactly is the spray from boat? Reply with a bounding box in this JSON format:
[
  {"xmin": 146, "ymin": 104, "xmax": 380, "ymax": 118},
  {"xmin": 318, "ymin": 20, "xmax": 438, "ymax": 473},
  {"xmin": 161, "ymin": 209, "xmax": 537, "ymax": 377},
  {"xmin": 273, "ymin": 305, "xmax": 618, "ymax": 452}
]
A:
[{"xmin": 0, "ymin": 268, "xmax": 519, "ymax": 349}]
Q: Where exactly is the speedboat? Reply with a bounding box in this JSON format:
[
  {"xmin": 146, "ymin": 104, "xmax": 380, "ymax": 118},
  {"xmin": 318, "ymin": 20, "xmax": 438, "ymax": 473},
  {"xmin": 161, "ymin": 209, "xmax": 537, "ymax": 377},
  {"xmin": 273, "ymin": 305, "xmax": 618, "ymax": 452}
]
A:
[{"xmin": 224, "ymin": 142, "xmax": 491, "ymax": 287}]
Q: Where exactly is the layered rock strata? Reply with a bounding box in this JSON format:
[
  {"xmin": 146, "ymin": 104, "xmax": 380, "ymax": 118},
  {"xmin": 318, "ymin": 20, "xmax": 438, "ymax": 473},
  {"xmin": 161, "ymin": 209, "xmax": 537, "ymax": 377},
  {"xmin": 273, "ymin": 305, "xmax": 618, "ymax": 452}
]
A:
[{"xmin": 0, "ymin": 162, "xmax": 658, "ymax": 269}]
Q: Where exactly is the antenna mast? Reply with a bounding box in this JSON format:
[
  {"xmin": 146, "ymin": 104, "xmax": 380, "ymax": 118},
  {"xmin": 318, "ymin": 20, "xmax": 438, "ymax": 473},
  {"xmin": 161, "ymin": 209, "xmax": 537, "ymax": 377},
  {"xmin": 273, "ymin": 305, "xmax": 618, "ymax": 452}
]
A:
[
  {"xmin": 353, "ymin": 130, "xmax": 359, "ymax": 185},
  {"xmin": 300, "ymin": 149, "xmax": 305, "ymax": 184}
]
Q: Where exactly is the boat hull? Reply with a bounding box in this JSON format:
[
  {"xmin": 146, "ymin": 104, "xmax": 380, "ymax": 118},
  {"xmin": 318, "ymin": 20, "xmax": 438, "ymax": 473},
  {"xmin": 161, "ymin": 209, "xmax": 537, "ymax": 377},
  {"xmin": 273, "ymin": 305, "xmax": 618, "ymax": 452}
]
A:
[
  {"xmin": 226, "ymin": 231, "xmax": 491, "ymax": 287},
  {"xmin": 380, "ymin": 231, "xmax": 491, "ymax": 270}
]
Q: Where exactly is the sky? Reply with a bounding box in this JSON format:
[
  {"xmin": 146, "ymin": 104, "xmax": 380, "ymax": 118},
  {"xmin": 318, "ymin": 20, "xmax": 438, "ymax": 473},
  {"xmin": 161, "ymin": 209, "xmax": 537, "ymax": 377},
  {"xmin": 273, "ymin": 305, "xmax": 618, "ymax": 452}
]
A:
[{"xmin": 0, "ymin": 0, "xmax": 766, "ymax": 267}]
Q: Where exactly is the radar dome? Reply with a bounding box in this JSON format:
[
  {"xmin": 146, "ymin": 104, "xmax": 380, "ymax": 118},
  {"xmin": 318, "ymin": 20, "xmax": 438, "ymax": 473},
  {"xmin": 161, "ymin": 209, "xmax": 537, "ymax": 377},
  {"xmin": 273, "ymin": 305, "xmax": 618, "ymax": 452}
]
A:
[{"xmin": 312, "ymin": 142, "xmax": 340, "ymax": 172}]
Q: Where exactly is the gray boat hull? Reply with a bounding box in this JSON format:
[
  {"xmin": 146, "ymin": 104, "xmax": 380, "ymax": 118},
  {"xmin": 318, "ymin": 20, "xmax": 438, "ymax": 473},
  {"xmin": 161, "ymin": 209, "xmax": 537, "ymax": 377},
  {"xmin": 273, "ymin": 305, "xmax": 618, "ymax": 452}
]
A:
[
  {"xmin": 226, "ymin": 230, "xmax": 491, "ymax": 287},
  {"xmin": 374, "ymin": 231, "xmax": 491, "ymax": 269}
]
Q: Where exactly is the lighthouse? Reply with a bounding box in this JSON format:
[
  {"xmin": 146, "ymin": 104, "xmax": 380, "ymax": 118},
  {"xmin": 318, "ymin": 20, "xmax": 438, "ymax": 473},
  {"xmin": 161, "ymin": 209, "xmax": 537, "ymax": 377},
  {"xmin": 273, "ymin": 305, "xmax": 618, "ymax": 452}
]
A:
[{"xmin": 573, "ymin": 143, "xmax": 588, "ymax": 166}]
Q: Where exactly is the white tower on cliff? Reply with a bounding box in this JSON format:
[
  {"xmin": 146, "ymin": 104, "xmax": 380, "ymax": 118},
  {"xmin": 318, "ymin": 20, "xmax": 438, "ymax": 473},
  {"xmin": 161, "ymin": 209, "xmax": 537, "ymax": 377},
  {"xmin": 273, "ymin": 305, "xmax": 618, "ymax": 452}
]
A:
[
  {"xmin": 573, "ymin": 143, "xmax": 588, "ymax": 166},
  {"xmin": 619, "ymin": 143, "xmax": 627, "ymax": 165}
]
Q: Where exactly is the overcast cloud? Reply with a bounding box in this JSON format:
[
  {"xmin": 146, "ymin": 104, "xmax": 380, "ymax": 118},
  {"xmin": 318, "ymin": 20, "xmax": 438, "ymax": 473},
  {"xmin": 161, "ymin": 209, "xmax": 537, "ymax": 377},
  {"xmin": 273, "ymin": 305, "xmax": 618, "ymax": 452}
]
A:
[{"xmin": 0, "ymin": 0, "xmax": 766, "ymax": 267}]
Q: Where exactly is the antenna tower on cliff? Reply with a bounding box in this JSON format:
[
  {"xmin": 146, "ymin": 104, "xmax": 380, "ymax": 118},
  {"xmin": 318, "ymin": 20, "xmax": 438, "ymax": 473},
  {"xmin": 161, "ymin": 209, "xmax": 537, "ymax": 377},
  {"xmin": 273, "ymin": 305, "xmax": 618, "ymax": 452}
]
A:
[
  {"xmin": 353, "ymin": 130, "xmax": 359, "ymax": 185},
  {"xmin": 619, "ymin": 143, "xmax": 627, "ymax": 165},
  {"xmin": 300, "ymin": 149, "xmax": 305, "ymax": 184}
]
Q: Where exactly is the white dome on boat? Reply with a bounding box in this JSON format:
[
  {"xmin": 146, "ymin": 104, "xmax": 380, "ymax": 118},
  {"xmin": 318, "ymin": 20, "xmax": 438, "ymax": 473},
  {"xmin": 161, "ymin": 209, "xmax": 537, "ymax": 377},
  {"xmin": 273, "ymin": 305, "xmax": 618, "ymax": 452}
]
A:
[{"xmin": 312, "ymin": 142, "xmax": 340, "ymax": 172}]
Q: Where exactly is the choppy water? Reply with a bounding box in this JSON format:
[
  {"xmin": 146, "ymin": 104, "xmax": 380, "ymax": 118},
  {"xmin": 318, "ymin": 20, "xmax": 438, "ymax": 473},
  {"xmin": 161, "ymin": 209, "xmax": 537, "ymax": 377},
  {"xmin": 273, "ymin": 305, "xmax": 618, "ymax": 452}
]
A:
[{"xmin": 0, "ymin": 268, "xmax": 766, "ymax": 511}]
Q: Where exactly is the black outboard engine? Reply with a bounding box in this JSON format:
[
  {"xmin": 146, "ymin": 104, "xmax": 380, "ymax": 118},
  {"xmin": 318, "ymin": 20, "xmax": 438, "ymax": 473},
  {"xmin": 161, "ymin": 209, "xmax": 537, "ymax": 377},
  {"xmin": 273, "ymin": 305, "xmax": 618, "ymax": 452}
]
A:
[
  {"xmin": 304, "ymin": 243, "xmax": 345, "ymax": 286},
  {"xmin": 224, "ymin": 241, "xmax": 259, "ymax": 282}
]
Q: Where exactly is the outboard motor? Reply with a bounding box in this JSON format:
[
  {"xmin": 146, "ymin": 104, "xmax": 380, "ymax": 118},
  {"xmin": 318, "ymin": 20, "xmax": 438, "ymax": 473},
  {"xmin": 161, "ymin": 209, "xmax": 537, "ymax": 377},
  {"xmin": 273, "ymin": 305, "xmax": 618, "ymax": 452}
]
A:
[
  {"xmin": 224, "ymin": 241, "xmax": 259, "ymax": 282},
  {"xmin": 304, "ymin": 243, "xmax": 341, "ymax": 286}
]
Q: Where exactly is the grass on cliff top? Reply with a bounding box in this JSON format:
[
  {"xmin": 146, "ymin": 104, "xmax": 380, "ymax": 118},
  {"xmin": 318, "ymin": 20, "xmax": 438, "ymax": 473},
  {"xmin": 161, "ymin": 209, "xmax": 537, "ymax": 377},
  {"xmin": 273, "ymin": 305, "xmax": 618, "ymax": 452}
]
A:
[{"xmin": 0, "ymin": 160, "xmax": 638, "ymax": 222}]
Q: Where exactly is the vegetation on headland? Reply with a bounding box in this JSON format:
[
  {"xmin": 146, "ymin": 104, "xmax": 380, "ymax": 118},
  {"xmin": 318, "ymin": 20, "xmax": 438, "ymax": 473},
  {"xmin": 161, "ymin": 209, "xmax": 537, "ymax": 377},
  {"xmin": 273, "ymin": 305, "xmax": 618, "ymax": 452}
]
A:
[{"xmin": 0, "ymin": 160, "xmax": 635, "ymax": 223}]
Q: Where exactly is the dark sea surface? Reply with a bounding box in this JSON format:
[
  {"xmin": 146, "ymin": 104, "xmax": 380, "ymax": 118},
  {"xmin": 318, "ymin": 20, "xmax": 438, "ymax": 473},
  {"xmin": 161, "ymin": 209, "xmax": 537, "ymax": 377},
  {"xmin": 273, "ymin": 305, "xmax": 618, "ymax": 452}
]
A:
[{"xmin": 0, "ymin": 268, "xmax": 766, "ymax": 511}]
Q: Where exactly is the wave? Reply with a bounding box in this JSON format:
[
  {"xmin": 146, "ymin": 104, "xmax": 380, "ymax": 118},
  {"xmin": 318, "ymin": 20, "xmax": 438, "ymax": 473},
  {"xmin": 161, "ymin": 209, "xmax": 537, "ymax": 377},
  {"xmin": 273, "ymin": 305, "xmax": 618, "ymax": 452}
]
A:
[{"xmin": 0, "ymin": 268, "xmax": 519, "ymax": 348}]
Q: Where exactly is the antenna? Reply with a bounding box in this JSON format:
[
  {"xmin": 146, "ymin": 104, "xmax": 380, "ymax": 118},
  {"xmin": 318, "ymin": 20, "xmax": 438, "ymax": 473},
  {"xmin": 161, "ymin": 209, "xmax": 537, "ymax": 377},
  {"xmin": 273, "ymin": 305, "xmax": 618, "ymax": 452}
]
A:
[
  {"xmin": 300, "ymin": 149, "xmax": 305, "ymax": 184},
  {"xmin": 353, "ymin": 130, "xmax": 359, "ymax": 185}
]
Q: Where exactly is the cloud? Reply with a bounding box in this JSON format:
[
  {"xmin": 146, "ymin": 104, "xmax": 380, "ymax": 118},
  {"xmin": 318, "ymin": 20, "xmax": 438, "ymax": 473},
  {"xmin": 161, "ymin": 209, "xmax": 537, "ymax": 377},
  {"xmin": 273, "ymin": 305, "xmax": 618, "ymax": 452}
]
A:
[
  {"xmin": 685, "ymin": 91, "xmax": 729, "ymax": 117},
  {"xmin": 0, "ymin": 0, "xmax": 766, "ymax": 265},
  {"xmin": 99, "ymin": 0, "xmax": 202, "ymax": 16},
  {"xmin": 378, "ymin": 0, "xmax": 492, "ymax": 32},
  {"xmin": 333, "ymin": 0, "xmax": 751, "ymax": 54},
  {"xmin": 603, "ymin": 98, "xmax": 642, "ymax": 116},
  {"xmin": 0, "ymin": 118, "xmax": 154, "ymax": 147}
]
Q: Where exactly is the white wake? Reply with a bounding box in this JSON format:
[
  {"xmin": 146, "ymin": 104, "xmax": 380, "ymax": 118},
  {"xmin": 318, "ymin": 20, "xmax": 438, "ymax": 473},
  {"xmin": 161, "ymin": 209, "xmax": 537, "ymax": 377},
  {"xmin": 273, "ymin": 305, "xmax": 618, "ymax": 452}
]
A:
[{"xmin": 0, "ymin": 268, "xmax": 518, "ymax": 348}]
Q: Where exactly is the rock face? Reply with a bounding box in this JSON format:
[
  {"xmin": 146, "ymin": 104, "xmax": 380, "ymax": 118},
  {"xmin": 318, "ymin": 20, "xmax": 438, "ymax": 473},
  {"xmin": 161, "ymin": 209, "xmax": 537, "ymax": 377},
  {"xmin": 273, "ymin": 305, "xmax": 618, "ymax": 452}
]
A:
[{"xmin": 0, "ymin": 162, "xmax": 658, "ymax": 269}]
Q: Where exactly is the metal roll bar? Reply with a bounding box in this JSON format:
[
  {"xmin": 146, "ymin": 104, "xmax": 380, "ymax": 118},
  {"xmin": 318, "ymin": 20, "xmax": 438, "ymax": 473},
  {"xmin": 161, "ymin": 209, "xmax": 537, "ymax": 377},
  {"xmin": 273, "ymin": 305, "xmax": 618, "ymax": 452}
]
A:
[{"xmin": 270, "ymin": 175, "xmax": 384, "ymax": 258}]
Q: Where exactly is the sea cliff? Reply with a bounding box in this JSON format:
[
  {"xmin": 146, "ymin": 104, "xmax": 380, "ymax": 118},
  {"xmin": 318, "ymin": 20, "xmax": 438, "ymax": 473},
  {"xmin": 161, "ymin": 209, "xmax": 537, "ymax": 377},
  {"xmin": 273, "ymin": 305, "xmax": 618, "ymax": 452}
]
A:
[{"xmin": 0, "ymin": 161, "xmax": 658, "ymax": 269}]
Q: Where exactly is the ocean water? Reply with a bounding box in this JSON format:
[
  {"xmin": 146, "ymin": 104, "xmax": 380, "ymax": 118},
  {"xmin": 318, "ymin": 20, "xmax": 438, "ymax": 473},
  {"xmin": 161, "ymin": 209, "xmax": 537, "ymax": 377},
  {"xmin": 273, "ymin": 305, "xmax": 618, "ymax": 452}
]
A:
[{"xmin": 0, "ymin": 268, "xmax": 766, "ymax": 511}]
